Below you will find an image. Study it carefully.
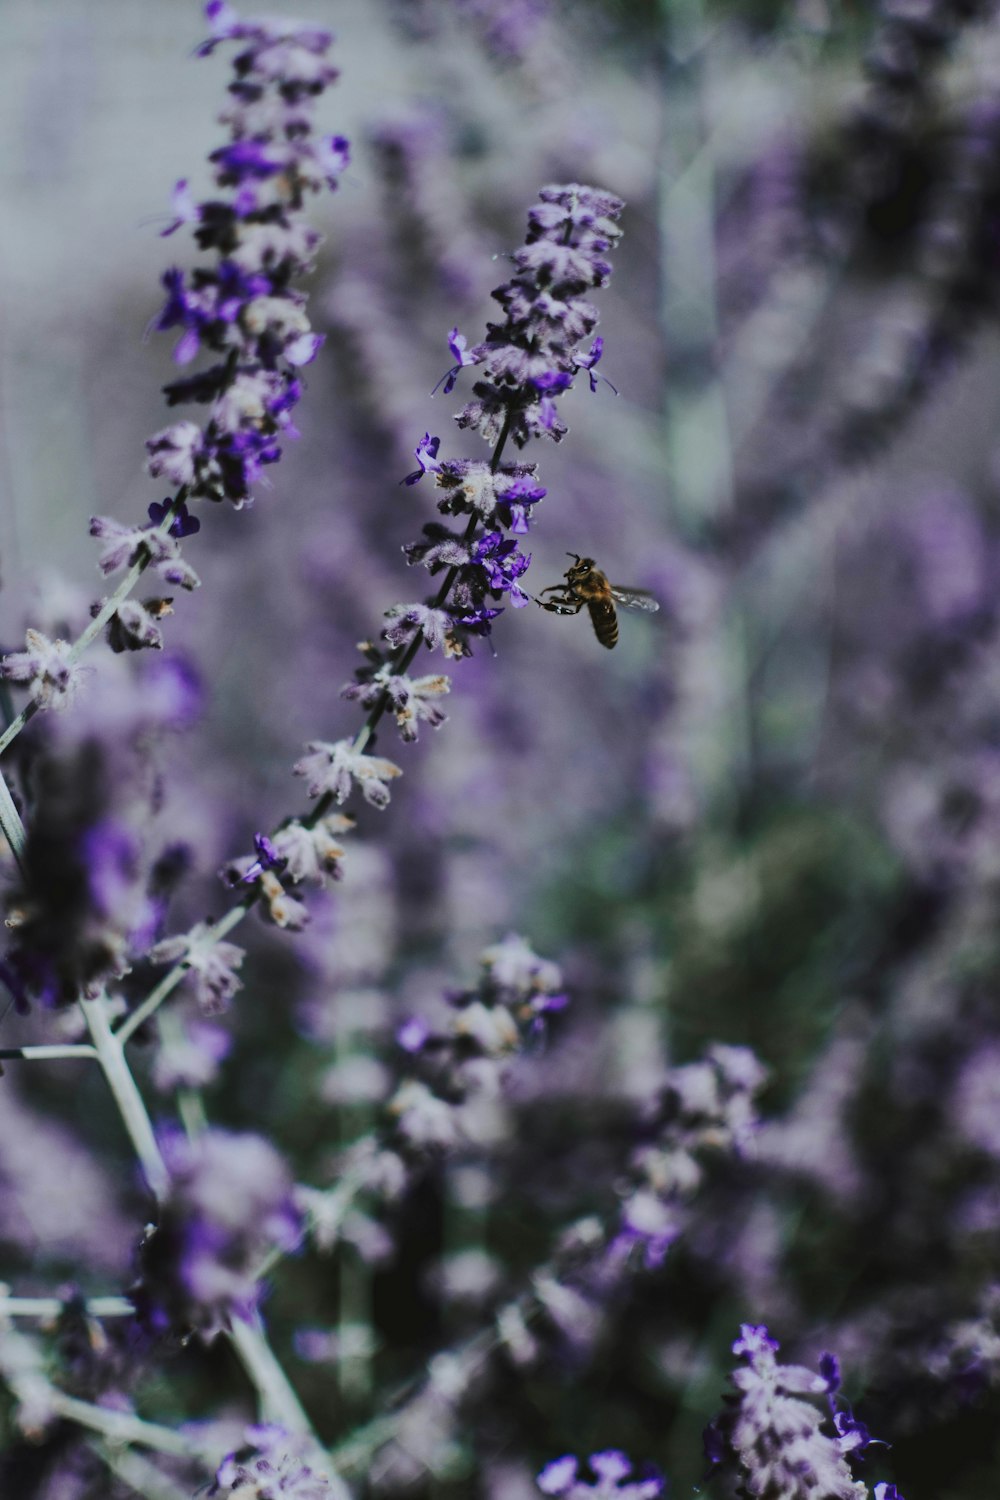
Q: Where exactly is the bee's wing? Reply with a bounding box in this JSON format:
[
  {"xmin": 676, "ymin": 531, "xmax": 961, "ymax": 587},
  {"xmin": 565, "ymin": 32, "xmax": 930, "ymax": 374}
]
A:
[{"xmin": 610, "ymin": 586, "xmax": 660, "ymax": 613}]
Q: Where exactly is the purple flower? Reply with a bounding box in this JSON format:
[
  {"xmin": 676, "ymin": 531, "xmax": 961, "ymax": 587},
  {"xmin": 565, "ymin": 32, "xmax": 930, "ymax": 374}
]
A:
[
  {"xmin": 473, "ymin": 530, "xmax": 532, "ymax": 606},
  {"xmin": 0, "ymin": 674, "xmax": 189, "ymax": 1005},
  {"xmin": 573, "ymin": 336, "xmax": 617, "ymax": 393},
  {"xmin": 149, "ymin": 921, "xmax": 245, "ymax": 1014},
  {"xmin": 457, "ymin": 183, "xmax": 624, "ymax": 448},
  {"xmin": 707, "ymin": 1326, "xmax": 888, "ymax": 1500},
  {"xmin": 135, "ymin": 1129, "xmax": 301, "ymax": 1339},
  {"xmin": 536, "ymin": 1450, "xmax": 664, "ymax": 1498},
  {"xmin": 497, "ymin": 474, "xmax": 546, "ymax": 533},
  {"xmin": 211, "ymin": 1423, "xmax": 331, "ymax": 1499},
  {"xmin": 147, "ymin": 498, "xmax": 201, "ymax": 538},
  {"xmin": 402, "ymin": 431, "xmax": 442, "ymax": 485},
  {"xmin": 433, "ymin": 326, "xmax": 479, "ymax": 394}
]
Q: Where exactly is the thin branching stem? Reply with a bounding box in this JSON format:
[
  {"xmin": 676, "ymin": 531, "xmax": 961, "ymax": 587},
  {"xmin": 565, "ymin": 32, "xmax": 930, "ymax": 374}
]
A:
[{"xmin": 0, "ymin": 497, "xmax": 186, "ymax": 761}]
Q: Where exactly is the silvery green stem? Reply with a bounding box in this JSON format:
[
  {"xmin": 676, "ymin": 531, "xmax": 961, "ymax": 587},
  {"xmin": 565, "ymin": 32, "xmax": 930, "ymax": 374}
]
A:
[
  {"xmin": 228, "ymin": 1314, "xmax": 352, "ymax": 1500},
  {"xmin": 0, "ymin": 502, "xmax": 181, "ymax": 759},
  {"xmin": 80, "ymin": 994, "xmax": 171, "ymax": 1202},
  {"xmin": 0, "ymin": 766, "xmax": 26, "ymax": 865},
  {"xmin": 0, "ymin": 1295, "xmax": 133, "ymax": 1318},
  {"xmin": 0, "ymin": 1044, "xmax": 98, "ymax": 1062},
  {"xmin": 47, "ymin": 1388, "xmax": 208, "ymax": 1458}
]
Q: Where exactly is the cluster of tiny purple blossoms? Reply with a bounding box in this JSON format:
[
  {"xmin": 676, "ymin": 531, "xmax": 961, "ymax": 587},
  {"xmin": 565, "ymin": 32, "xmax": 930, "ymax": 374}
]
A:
[
  {"xmin": 703, "ymin": 1325, "xmax": 905, "ymax": 1500},
  {"xmin": 295, "ymin": 183, "xmax": 623, "ymax": 832},
  {"xmin": 1, "ymin": 0, "xmax": 346, "ymax": 706},
  {"xmin": 145, "ymin": 0, "xmax": 348, "ymax": 508}
]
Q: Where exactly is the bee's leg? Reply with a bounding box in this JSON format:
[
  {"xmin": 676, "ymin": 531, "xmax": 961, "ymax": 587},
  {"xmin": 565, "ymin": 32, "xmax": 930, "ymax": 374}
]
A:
[{"xmin": 536, "ymin": 592, "xmax": 583, "ymax": 616}]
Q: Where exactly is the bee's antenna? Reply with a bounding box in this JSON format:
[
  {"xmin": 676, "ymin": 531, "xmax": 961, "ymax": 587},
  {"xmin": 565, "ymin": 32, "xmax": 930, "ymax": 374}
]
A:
[{"xmin": 566, "ymin": 551, "xmax": 581, "ymax": 562}]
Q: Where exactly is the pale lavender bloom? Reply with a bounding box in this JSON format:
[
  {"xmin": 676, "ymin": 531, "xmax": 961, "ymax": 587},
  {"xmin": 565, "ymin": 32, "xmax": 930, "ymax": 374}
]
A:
[
  {"xmin": 89, "ymin": 516, "xmax": 179, "ymax": 578},
  {"xmin": 293, "ymin": 740, "xmax": 403, "ymax": 809},
  {"xmin": 704, "ymin": 1325, "xmax": 886, "ymax": 1500},
  {"xmin": 0, "ymin": 629, "xmax": 84, "ymax": 711},
  {"xmin": 381, "ymin": 602, "xmax": 453, "ymax": 651},
  {"xmin": 152, "ymin": 1017, "xmax": 232, "ymax": 1092},
  {"xmin": 97, "ymin": 597, "xmax": 174, "ymax": 653},
  {"xmin": 148, "ymin": 921, "xmax": 245, "ymax": 1014},
  {"xmin": 342, "ymin": 662, "xmax": 450, "ymax": 742}
]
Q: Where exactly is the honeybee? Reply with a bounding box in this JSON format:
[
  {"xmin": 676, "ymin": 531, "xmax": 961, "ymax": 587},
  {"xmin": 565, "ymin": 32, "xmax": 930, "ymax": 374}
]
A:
[{"xmin": 536, "ymin": 554, "xmax": 660, "ymax": 649}]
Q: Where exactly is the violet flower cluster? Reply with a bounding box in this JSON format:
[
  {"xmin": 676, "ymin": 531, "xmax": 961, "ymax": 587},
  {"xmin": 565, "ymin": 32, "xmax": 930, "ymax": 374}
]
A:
[
  {"xmin": 537, "ymin": 1450, "xmax": 664, "ymax": 1500},
  {"xmin": 211, "ymin": 1423, "xmax": 333, "ymax": 1499},
  {"xmin": 145, "ymin": 0, "xmax": 348, "ymax": 509},
  {"xmin": 0, "ymin": 1, "xmax": 346, "ymax": 719},
  {"xmin": 705, "ymin": 1325, "xmax": 901, "ymax": 1500}
]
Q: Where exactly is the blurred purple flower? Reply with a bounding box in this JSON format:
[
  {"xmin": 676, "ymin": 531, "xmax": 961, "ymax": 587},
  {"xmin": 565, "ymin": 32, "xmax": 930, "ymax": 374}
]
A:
[
  {"xmin": 135, "ymin": 1129, "xmax": 301, "ymax": 1339},
  {"xmin": 537, "ymin": 1450, "xmax": 664, "ymax": 1499}
]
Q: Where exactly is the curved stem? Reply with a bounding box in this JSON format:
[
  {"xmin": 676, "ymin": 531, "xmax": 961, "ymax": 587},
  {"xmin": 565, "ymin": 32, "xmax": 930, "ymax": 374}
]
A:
[
  {"xmin": 228, "ymin": 1315, "xmax": 352, "ymax": 1500},
  {"xmin": 80, "ymin": 995, "xmax": 171, "ymax": 1202},
  {"xmin": 47, "ymin": 1389, "xmax": 209, "ymax": 1459}
]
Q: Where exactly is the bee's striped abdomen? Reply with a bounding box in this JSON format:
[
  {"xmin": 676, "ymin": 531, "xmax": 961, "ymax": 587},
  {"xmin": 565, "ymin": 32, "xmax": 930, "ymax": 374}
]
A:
[{"xmin": 589, "ymin": 600, "xmax": 618, "ymax": 649}]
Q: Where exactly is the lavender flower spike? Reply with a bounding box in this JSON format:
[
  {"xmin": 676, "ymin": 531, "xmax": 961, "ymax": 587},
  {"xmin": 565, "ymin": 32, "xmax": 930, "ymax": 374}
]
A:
[
  {"xmin": 145, "ymin": 3, "xmax": 348, "ymax": 509},
  {"xmin": 457, "ymin": 183, "xmax": 624, "ymax": 448},
  {"xmin": 705, "ymin": 1325, "xmax": 891, "ymax": 1500}
]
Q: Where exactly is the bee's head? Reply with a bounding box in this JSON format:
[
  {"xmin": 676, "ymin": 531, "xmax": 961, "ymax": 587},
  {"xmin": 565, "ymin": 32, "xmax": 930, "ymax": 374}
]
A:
[{"xmin": 565, "ymin": 552, "xmax": 593, "ymax": 578}]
